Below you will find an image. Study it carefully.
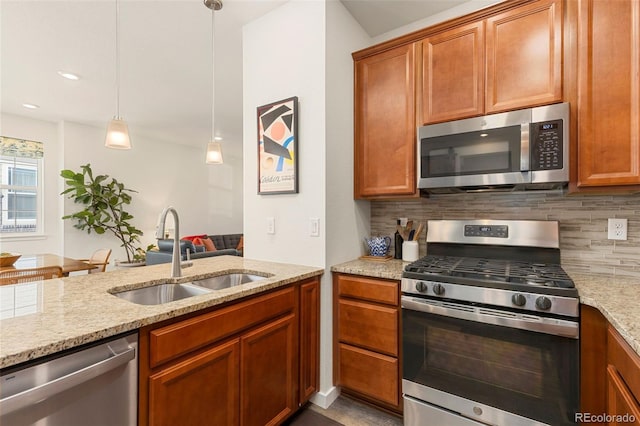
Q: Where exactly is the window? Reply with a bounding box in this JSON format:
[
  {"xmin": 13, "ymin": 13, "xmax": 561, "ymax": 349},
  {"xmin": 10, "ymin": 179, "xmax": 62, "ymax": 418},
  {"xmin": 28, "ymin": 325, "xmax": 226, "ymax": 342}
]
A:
[{"xmin": 0, "ymin": 137, "xmax": 43, "ymax": 235}]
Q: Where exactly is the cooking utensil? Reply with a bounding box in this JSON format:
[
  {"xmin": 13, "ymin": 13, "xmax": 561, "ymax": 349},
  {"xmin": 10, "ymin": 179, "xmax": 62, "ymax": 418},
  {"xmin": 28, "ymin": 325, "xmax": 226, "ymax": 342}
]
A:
[{"xmin": 413, "ymin": 223, "xmax": 424, "ymax": 241}]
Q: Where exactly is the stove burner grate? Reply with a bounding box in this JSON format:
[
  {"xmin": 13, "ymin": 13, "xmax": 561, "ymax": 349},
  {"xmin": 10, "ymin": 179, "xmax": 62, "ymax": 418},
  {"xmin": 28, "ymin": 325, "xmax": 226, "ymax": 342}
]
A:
[{"xmin": 405, "ymin": 255, "xmax": 574, "ymax": 289}]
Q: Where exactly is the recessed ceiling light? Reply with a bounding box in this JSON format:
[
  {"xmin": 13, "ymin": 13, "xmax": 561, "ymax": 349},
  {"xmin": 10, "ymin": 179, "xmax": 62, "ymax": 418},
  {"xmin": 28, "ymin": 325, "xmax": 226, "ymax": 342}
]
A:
[
  {"xmin": 214, "ymin": 136, "xmax": 223, "ymax": 141},
  {"xmin": 57, "ymin": 71, "xmax": 80, "ymax": 80},
  {"xmin": 22, "ymin": 103, "xmax": 40, "ymax": 109}
]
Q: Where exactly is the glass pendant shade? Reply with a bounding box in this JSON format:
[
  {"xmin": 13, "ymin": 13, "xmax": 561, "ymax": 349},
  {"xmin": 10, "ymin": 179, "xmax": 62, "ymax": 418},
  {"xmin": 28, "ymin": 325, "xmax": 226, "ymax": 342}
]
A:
[
  {"xmin": 206, "ymin": 140, "xmax": 223, "ymax": 164},
  {"xmin": 105, "ymin": 117, "xmax": 132, "ymax": 149}
]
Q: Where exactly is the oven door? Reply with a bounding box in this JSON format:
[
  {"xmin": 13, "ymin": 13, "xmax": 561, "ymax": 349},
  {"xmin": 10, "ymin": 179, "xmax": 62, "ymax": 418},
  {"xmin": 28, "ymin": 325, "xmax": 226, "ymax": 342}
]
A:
[{"xmin": 402, "ymin": 296, "xmax": 579, "ymax": 426}]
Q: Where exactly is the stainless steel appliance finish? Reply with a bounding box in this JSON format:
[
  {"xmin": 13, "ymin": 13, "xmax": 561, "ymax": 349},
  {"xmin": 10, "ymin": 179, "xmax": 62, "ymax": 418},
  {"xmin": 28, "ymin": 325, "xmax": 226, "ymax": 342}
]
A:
[
  {"xmin": 402, "ymin": 219, "xmax": 579, "ymax": 426},
  {"xmin": 0, "ymin": 332, "xmax": 138, "ymax": 426},
  {"xmin": 403, "ymin": 381, "xmax": 549, "ymax": 426},
  {"xmin": 417, "ymin": 102, "xmax": 569, "ymax": 193}
]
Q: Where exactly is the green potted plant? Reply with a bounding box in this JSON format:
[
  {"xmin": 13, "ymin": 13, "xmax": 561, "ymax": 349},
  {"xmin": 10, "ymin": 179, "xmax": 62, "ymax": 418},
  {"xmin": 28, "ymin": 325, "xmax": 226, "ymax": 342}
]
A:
[{"xmin": 60, "ymin": 163, "xmax": 149, "ymax": 265}]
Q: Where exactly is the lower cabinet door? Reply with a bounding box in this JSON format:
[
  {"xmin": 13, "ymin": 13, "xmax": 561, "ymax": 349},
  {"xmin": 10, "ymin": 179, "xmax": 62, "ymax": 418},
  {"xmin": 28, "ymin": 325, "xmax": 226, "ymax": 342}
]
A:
[
  {"xmin": 338, "ymin": 342, "xmax": 399, "ymax": 407},
  {"xmin": 148, "ymin": 339, "xmax": 240, "ymax": 426},
  {"xmin": 607, "ymin": 366, "xmax": 640, "ymax": 425},
  {"xmin": 300, "ymin": 279, "xmax": 320, "ymax": 404},
  {"xmin": 241, "ymin": 314, "xmax": 297, "ymax": 426}
]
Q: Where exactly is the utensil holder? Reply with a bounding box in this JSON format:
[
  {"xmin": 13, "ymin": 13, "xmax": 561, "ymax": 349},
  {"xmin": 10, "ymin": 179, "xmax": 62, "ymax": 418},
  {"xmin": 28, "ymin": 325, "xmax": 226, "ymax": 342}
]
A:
[{"xmin": 402, "ymin": 241, "xmax": 419, "ymax": 262}]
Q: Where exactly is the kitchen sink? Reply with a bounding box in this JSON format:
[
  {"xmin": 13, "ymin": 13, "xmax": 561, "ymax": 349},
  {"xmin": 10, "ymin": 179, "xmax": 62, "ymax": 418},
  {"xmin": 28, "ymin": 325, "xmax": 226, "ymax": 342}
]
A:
[
  {"xmin": 112, "ymin": 282, "xmax": 212, "ymax": 305},
  {"xmin": 190, "ymin": 273, "xmax": 267, "ymax": 291}
]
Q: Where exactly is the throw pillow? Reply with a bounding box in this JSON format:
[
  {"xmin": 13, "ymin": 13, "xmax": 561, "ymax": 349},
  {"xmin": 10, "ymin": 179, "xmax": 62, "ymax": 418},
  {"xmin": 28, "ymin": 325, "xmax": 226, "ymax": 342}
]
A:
[
  {"xmin": 192, "ymin": 237, "xmax": 204, "ymax": 246},
  {"xmin": 201, "ymin": 237, "xmax": 216, "ymax": 252},
  {"xmin": 236, "ymin": 236, "xmax": 244, "ymax": 250},
  {"xmin": 182, "ymin": 234, "xmax": 207, "ymax": 242}
]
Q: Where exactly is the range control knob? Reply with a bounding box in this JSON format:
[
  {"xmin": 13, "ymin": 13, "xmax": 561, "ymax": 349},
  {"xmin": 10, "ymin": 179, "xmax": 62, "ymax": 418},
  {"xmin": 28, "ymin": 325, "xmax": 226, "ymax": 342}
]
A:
[
  {"xmin": 432, "ymin": 283, "xmax": 445, "ymax": 296},
  {"xmin": 511, "ymin": 294, "xmax": 527, "ymax": 307},
  {"xmin": 535, "ymin": 296, "xmax": 552, "ymax": 310},
  {"xmin": 415, "ymin": 281, "xmax": 428, "ymax": 293}
]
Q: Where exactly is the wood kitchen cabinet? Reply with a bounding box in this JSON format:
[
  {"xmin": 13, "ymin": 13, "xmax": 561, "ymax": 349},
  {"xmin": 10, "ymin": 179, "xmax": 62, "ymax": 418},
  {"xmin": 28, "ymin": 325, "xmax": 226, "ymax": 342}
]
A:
[
  {"xmin": 419, "ymin": 21, "xmax": 485, "ymax": 124},
  {"xmin": 353, "ymin": 43, "xmax": 417, "ymax": 199},
  {"xmin": 353, "ymin": 0, "xmax": 563, "ymax": 198},
  {"xmin": 485, "ymin": 0, "xmax": 562, "ymax": 113},
  {"xmin": 139, "ymin": 277, "xmax": 320, "ymax": 426},
  {"xmin": 299, "ymin": 278, "xmax": 320, "ymax": 404},
  {"xmin": 148, "ymin": 339, "xmax": 240, "ymax": 426},
  {"xmin": 419, "ymin": 0, "xmax": 561, "ymax": 124},
  {"xmin": 607, "ymin": 326, "xmax": 640, "ymax": 425},
  {"xmin": 241, "ymin": 314, "xmax": 297, "ymax": 426},
  {"xmin": 333, "ymin": 273, "xmax": 401, "ymax": 412},
  {"xmin": 580, "ymin": 304, "xmax": 640, "ymax": 424},
  {"xmin": 566, "ymin": 0, "xmax": 640, "ymax": 191}
]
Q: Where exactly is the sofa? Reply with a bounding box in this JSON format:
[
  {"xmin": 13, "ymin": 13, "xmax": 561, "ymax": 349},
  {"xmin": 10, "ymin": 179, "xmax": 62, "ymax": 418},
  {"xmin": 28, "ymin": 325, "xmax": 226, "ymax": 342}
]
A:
[{"xmin": 145, "ymin": 234, "xmax": 243, "ymax": 266}]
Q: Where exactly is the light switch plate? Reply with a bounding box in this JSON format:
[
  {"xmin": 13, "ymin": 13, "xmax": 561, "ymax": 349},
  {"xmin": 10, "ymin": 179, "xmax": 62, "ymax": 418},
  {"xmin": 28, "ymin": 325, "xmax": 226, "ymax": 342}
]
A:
[
  {"xmin": 310, "ymin": 218, "xmax": 320, "ymax": 237},
  {"xmin": 607, "ymin": 218, "xmax": 627, "ymax": 240},
  {"xmin": 266, "ymin": 217, "xmax": 275, "ymax": 235}
]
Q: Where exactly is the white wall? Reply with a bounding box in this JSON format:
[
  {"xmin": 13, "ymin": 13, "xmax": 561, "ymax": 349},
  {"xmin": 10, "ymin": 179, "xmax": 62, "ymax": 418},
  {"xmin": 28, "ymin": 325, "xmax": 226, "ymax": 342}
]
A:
[
  {"xmin": 1, "ymin": 113, "xmax": 243, "ymax": 265},
  {"xmin": 371, "ymin": 0, "xmax": 500, "ymax": 44},
  {"xmin": 323, "ymin": 0, "xmax": 371, "ymax": 404},
  {"xmin": 243, "ymin": 0, "xmax": 372, "ymax": 408},
  {"xmin": 243, "ymin": 0, "xmax": 326, "ymax": 267},
  {"xmin": 1, "ymin": 114, "xmax": 63, "ymax": 255}
]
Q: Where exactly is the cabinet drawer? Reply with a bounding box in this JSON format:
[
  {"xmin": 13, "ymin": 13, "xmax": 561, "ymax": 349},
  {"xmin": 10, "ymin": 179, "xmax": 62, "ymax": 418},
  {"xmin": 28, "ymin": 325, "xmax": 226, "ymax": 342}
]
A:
[
  {"xmin": 608, "ymin": 326, "xmax": 640, "ymax": 402},
  {"xmin": 150, "ymin": 287, "xmax": 295, "ymax": 368},
  {"xmin": 338, "ymin": 343, "xmax": 398, "ymax": 407},
  {"xmin": 337, "ymin": 275, "xmax": 398, "ymax": 306},
  {"xmin": 338, "ymin": 298, "xmax": 398, "ymax": 356}
]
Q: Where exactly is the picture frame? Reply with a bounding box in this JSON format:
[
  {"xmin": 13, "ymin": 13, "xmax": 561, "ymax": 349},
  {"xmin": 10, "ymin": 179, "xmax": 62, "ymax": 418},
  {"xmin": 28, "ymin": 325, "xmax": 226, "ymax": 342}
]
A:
[{"xmin": 257, "ymin": 96, "xmax": 298, "ymax": 194}]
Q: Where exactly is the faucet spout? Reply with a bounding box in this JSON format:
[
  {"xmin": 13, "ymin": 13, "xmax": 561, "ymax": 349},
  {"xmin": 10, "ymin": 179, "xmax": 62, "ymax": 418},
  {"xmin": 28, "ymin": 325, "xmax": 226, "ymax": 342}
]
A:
[{"xmin": 156, "ymin": 206, "xmax": 181, "ymax": 278}]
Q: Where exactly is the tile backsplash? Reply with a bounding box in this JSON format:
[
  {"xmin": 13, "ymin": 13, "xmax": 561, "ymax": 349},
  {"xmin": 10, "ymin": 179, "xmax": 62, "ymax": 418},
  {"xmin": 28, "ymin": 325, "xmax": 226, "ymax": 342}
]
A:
[{"xmin": 371, "ymin": 190, "xmax": 640, "ymax": 278}]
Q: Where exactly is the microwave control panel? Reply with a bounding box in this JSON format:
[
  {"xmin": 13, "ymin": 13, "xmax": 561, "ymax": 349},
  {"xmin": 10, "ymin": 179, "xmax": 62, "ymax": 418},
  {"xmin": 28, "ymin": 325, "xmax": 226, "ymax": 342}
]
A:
[{"xmin": 530, "ymin": 119, "xmax": 563, "ymax": 171}]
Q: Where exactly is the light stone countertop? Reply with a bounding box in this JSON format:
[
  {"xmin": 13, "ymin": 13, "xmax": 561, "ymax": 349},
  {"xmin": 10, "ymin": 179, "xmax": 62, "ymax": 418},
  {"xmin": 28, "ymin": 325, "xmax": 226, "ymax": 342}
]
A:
[
  {"xmin": 331, "ymin": 259, "xmax": 640, "ymax": 356},
  {"xmin": 0, "ymin": 256, "xmax": 323, "ymax": 369}
]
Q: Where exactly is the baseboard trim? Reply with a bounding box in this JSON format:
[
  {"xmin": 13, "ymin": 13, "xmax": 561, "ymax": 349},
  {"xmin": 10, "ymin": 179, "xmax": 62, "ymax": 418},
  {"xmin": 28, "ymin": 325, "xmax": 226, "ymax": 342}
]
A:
[{"xmin": 309, "ymin": 386, "xmax": 340, "ymax": 409}]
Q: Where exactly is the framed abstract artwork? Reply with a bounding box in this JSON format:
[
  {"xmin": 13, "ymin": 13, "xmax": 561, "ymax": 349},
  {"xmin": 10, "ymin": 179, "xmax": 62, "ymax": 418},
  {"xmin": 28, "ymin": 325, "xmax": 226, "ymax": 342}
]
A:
[{"xmin": 257, "ymin": 96, "xmax": 298, "ymax": 194}]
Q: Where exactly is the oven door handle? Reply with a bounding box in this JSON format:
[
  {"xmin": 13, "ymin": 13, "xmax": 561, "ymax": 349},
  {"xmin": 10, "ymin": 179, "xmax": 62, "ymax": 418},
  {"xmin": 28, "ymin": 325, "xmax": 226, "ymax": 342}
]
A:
[{"xmin": 402, "ymin": 296, "xmax": 579, "ymax": 339}]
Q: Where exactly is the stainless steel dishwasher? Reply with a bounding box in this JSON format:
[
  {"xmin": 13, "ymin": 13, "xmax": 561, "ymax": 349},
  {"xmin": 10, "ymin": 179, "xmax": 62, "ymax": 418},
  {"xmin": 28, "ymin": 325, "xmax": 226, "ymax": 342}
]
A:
[{"xmin": 0, "ymin": 332, "xmax": 138, "ymax": 426}]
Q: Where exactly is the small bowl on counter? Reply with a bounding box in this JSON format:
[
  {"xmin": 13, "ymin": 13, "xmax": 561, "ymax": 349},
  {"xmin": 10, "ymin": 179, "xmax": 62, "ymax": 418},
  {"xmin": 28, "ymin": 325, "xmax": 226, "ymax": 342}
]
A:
[{"xmin": 0, "ymin": 253, "xmax": 21, "ymax": 267}]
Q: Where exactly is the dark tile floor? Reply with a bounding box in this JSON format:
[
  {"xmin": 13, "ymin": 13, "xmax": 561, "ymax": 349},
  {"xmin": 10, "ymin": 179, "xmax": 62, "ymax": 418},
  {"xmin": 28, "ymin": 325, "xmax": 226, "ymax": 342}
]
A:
[{"xmin": 302, "ymin": 395, "xmax": 403, "ymax": 426}]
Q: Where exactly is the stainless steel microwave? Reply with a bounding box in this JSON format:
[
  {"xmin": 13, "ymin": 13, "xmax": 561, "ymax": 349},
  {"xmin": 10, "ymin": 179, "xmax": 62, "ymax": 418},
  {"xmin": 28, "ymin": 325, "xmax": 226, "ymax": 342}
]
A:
[{"xmin": 417, "ymin": 103, "xmax": 569, "ymax": 193}]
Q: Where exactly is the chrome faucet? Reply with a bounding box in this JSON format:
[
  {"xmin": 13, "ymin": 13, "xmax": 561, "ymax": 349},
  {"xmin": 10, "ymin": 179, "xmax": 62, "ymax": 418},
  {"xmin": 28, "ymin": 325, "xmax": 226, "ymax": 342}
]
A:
[{"xmin": 156, "ymin": 206, "xmax": 191, "ymax": 278}]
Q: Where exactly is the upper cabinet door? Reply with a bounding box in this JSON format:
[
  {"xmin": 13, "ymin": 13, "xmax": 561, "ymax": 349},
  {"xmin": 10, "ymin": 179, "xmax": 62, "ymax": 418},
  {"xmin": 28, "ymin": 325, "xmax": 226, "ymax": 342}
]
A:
[
  {"xmin": 485, "ymin": 0, "xmax": 562, "ymax": 113},
  {"xmin": 420, "ymin": 21, "xmax": 485, "ymax": 124},
  {"xmin": 354, "ymin": 44, "xmax": 416, "ymax": 198},
  {"xmin": 575, "ymin": 0, "xmax": 640, "ymax": 187}
]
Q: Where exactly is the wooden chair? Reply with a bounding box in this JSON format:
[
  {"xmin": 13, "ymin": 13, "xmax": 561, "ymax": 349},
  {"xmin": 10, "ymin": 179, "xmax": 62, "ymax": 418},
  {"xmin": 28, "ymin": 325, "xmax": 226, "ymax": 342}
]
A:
[
  {"xmin": 0, "ymin": 266, "xmax": 63, "ymax": 286},
  {"xmin": 79, "ymin": 248, "xmax": 112, "ymax": 273}
]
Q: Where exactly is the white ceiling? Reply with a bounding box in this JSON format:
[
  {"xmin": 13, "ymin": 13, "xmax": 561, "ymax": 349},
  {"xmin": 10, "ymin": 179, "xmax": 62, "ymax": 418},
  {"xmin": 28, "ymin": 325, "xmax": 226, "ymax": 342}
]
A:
[{"xmin": 1, "ymin": 0, "xmax": 481, "ymax": 156}]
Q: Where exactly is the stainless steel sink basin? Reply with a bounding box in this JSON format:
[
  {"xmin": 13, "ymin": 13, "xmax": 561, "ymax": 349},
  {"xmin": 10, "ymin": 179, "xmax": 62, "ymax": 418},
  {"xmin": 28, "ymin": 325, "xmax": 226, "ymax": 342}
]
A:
[
  {"xmin": 113, "ymin": 283, "xmax": 211, "ymax": 305},
  {"xmin": 190, "ymin": 273, "xmax": 266, "ymax": 291}
]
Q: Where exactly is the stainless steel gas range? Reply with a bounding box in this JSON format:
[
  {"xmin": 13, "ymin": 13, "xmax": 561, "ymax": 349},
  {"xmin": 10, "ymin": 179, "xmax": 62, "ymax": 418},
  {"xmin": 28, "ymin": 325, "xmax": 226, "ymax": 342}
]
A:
[{"xmin": 401, "ymin": 220, "xmax": 579, "ymax": 426}]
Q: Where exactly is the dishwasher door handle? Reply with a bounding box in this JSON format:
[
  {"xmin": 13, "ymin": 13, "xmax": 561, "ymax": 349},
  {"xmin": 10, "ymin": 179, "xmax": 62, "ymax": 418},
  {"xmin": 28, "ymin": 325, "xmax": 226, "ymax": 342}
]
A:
[{"xmin": 0, "ymin": 345, "xmax": 135, "ymax": 415}]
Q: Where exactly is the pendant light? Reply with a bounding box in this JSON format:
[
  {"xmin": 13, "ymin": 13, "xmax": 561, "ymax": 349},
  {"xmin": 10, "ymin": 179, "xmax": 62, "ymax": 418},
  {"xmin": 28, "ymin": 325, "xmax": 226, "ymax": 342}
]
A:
[
  {"xmin": 105, "ymin": 0, "xmax": 132, "ymax": 149},
  {"xmin": 205, "ymin": 0, "xmax": 223, "ymax": 164}
]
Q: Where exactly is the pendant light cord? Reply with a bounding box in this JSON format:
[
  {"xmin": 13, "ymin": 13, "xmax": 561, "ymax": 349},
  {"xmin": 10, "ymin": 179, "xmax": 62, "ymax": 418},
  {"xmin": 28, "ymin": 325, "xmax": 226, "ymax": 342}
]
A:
[
  {"xmin": 115, "ymin": 0, "xmax": 121, "ymax": 119},
  {"xmin": 211, "ymin": 7, "xmax": 215, "ymax": 141}
]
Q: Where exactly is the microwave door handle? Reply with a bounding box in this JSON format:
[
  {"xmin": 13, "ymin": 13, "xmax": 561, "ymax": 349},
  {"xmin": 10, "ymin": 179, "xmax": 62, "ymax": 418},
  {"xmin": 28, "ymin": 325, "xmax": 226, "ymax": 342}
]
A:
[{"xmin": 520, "ymin": 123, "xmax": 530, "ymax": 172}]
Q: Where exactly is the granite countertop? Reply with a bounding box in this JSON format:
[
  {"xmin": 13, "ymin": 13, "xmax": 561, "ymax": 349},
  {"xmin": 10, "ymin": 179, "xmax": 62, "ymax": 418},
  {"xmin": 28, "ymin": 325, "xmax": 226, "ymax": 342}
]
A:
[
  {"xmin": 331, "ymin": 259, "xmax": 640, "ymax": 356},
  {"xmin": 0, "ymin": 256, "xmax": 323, "ymax": 369}
]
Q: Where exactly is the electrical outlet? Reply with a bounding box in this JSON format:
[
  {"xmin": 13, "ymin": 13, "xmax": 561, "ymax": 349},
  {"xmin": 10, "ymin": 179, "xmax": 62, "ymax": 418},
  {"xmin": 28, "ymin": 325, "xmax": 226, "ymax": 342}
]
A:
[
  {"xmin": 266, "ymin": 217, "xmax": 275, "ymax": 235},
  {"xmin": 607, "ymin": 218, "xmax": 627, "ymax": 240},
  {"xmin": 310, "ymin": 218, "xmax": 320, "ymax": 237}
]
